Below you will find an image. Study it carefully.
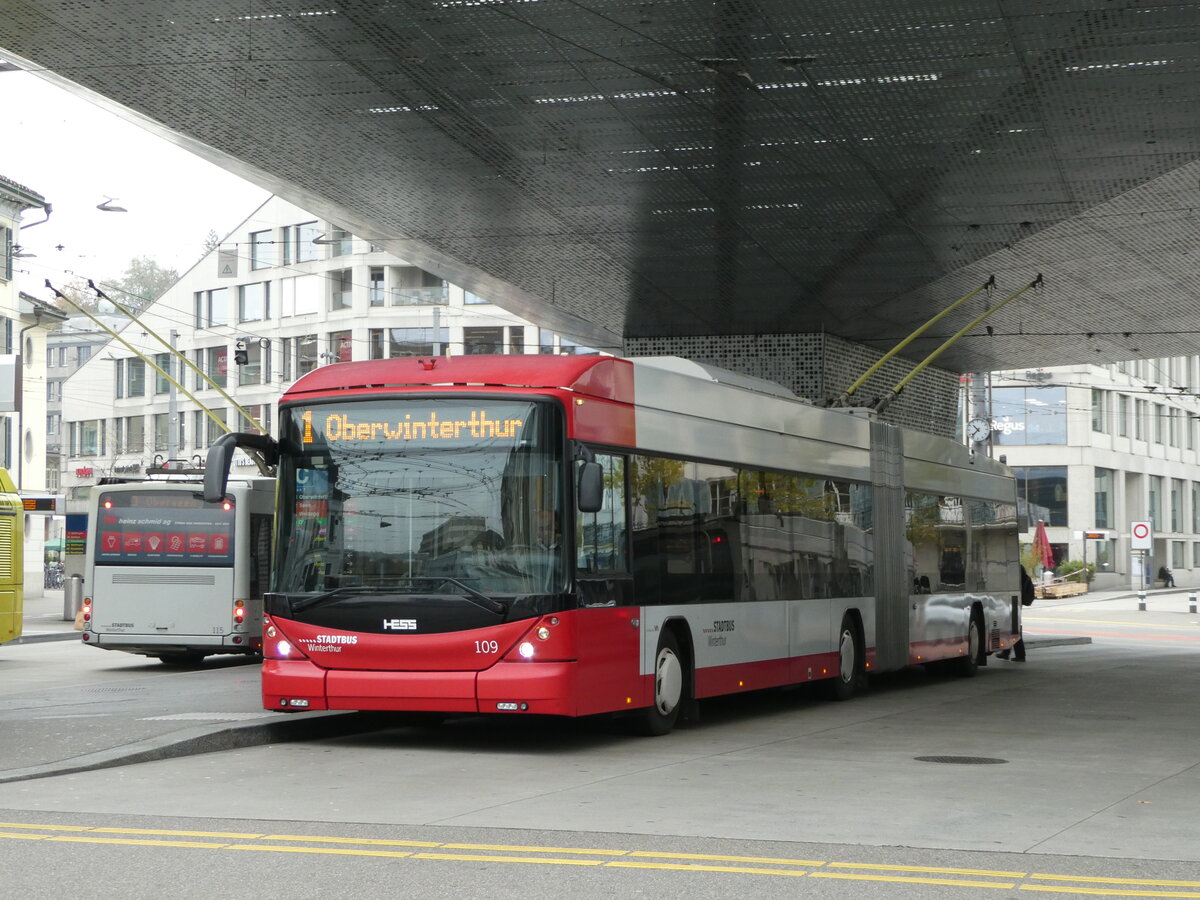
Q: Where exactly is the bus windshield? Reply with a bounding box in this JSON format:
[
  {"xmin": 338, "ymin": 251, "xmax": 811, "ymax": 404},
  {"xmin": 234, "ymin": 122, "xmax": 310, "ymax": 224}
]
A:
[
  {"xmin": 95, "ymin": 489, "xmax": 235, "ymax": 567},
  {"xmin": 275, "ymin": 397, "xmax": 566, "ymax": 598}
]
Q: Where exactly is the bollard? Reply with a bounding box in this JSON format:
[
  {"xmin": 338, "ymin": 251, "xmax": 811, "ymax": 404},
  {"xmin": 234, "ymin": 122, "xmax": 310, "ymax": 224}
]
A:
[
  {"xmin": 1138, "ymin": 590, "xmax": 1147, "ymax": 612},
  {"xmin": 1191, "ymin": 592, "xmax": 1197, "ymax": 615},
  {"xmin": 63, "ymin": 575, "xmax": 83, "ymax": 622}
]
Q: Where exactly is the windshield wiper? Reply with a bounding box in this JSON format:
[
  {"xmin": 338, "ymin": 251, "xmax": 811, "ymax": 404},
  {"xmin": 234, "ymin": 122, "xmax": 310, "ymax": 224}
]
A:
[
  {"xmin": 399, "ymin": 576, "xmax": 507, "ymax": 615},
  {"xmin": 292, "ymin": 584, "xmax": 397, "ymax": 613}
]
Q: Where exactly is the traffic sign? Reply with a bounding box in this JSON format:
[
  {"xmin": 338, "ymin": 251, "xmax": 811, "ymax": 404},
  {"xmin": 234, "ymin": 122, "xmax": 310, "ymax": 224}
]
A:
[{"xmin": 1131, "ymin": 520, "xmax": 1152, "ymax": 550}]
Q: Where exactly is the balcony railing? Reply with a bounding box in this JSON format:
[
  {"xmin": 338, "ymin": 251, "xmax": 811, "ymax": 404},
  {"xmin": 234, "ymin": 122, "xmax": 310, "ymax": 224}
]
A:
[{"xmin": 392, "ymin": 286, "xmax": 448, "ymax": 306}]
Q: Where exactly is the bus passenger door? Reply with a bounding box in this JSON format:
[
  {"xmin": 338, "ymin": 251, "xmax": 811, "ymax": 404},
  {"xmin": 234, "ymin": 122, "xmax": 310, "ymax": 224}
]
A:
[{"xmin": 574, "ymin": 453, "xmax": 639, "ymax": 715}]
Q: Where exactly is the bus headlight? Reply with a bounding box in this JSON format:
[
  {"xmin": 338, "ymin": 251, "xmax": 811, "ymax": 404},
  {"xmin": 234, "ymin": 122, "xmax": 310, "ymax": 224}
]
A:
[{"xmin": 518, "ymin": 641, "xmax": 535, "ymax": 659}]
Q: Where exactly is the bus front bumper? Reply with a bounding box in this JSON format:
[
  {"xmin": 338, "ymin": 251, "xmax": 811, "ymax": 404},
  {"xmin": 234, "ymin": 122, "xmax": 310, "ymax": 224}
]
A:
[{"xmin": 263, "ymin": 658, "xmax": 579, "ymax": 716}]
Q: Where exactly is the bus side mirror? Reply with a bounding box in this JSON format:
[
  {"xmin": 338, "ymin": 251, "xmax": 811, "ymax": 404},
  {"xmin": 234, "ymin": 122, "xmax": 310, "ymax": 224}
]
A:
[
  {"xmin": 578, "ymin": 461, "xmax": 603, "ymax": 513},
  {"xmin": 204, "ymin": 434, "xmax": 238, "ymax": 503},
  {"xmin": 204, "ymin": 432, "xmax": 279, "ymax": 503}
]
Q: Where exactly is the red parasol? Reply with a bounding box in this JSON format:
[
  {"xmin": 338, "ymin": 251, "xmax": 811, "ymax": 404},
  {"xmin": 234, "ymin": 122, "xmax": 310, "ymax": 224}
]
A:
[{"xmin": 1032, "ymin": 520, "xmax": 1054, "ymax": 571}]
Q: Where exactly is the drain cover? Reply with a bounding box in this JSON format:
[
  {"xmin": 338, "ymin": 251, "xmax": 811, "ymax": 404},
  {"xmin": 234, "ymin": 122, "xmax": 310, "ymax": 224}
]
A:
[{"xmin": 914, "ymin": 755, "xmax": 1009, "ymax": 765}]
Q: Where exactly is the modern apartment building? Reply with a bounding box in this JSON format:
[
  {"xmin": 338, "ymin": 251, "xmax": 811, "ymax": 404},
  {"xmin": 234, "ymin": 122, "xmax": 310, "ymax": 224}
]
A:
[
  {"xmin": 987, "ymin": 358, "xmax": 1200, "ymax": 588},
  {"xmin": 60, "ymin": 196, "xmax": 595, "ymax": 493}
]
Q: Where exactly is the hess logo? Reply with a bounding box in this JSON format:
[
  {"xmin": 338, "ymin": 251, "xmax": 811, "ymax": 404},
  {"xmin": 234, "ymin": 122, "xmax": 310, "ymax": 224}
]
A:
[{"xmin": 382, "ymin": 618, "xmax": 418, "ymax": 631}]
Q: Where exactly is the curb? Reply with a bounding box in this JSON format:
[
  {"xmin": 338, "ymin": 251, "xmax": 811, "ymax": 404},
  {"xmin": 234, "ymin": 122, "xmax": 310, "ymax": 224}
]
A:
[
  {"xmin": 13, "ymin": 631, "xmax": 80, "ymax": 645},
  {"xmin": 0, "ymin": 711, "xmax": 392, "ymax": 785},
  {"xmin": 1024, "ymin": 636, "xmax": 1092, "ymax": 649}
]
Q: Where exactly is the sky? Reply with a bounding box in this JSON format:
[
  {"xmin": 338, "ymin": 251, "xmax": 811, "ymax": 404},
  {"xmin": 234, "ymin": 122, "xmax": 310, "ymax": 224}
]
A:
[{"xmin": 2, "ymin": 69, "xmax": 271, "ymax": 300}]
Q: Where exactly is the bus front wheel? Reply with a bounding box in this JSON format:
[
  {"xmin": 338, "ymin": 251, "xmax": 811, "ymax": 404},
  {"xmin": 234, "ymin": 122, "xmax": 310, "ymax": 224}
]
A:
[{"xmin": 635, "ymin": 630, "xmax": 686, "ymax": 736}]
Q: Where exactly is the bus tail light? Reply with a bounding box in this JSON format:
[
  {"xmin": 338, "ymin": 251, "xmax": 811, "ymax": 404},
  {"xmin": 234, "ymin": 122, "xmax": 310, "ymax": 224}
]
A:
[
  {"xmin": 81, "ymin": 599, "xmax": 92, "ymax": 623},
  {"xmin": 233, "ymin": 600, "xmax": 246, "ymax": 627}
]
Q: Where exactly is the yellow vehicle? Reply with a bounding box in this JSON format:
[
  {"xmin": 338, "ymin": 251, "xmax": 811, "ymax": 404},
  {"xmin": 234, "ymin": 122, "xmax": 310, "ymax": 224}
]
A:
[{"xmin": 0, "ymin": 469, "xmax": 24, "ymax": 646}]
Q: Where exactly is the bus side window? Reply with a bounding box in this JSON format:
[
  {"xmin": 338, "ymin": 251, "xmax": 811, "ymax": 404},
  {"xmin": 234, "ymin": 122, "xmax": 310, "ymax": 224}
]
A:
[{"xmin": 576, "ymin": 454, "xmax": 628, "ymax": 574}]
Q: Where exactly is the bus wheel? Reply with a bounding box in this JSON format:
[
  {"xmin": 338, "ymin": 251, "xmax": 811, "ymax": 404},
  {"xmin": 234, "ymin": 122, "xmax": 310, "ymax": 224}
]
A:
[
  {"xmin": 635, "ymin": 631, "xmax": 685, "ymax": 736},
  {"xmin": 825, "ymin": 615, "xmax": 860, "ymax": 702},
  {"xmin": 956, "ymin": 611, "xmax": 983, "ymax": 678},
  {"xmin": 155, "ymin": 652, "xmax": 206, "ymax": 667}
]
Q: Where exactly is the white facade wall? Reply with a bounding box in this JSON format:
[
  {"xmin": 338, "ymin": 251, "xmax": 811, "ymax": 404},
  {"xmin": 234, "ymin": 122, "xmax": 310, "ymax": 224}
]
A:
[
  {"xmin": 60, "ymin": 196, "xmax": 582, "ymax": 493},
  {"xmin": 989, "ymin": 360, "xmax": 1200, "ymax": 589}
]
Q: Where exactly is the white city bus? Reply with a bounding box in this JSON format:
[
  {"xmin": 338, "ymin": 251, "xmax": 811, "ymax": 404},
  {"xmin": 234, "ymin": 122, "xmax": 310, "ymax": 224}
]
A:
[{"xmin": 81, "ymin": 477, "xmax": 274, "ymax": 664}]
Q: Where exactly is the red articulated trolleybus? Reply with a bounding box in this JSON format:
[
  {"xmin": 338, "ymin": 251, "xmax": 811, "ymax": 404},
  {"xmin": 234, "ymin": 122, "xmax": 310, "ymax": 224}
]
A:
[{"xmin": 205, "ymin": 354, "xmax": 1022, "ymax": 734}]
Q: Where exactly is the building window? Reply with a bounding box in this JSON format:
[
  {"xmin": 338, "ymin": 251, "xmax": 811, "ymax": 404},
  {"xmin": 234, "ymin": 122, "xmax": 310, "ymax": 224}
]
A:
[
  {"xmin": 329, "ymin": 269, "xmax": 353, "ymax": 310},
  {"xmin": 239, "ymin": 404, "xmax": 271, "ymax": 435},
  {"xmin": 154, "ymin": 413, "xmax": 170, "ymax": 452},
  {"xmin": 297, "ymin": 335, "xmax": 319, "ymax": 375},
  {"xmin": 463, "ymin": 326, "xmax": 502, "ymax": 355},
  {"xmin": 249, "ymin": 229, "xmax": 273, "ymax": 270},
  {"xmin": 46, "ymin": 413, "xmax": 59, "ymax": 436},
  {"xmin": 1117, "ymin": 394, "xmax": 1129, "ymax": 437},
  {"xmin": 539, "ymin": 329, "xmax": 556, "ymax": 354},
  {"xmin": 194, "ymin": 287, "xmax": 229, "ymax": 327},
  {"xmin": 1135, "ymin": 398, "xmax": 1147, "ymax": 440},
  {"xmin": 293, "ymin": 221, "xmax": 320, "ymax": 263},
  {"xmin": 369, "ymin": 267, "xmax": 385, "ymax": 307},
  {"xmin": 329, "ymin": 330, "xmax": 353, "ymax": 363},
  {"xmin": 128, "ymin": 359, "xmax": 146, "ymax": 397},
  {"xmin": 117, "ymin": 416, "xmax": 144, "ymax": 453},
  {"xmin": 206, "ymin": 408, "xmax": 228, "ymax": 446},
  {"xmin": 464, "ymin": 291, "xmax": 489, "ymax": 305},
  {"xmin": 78, "ymin": 345, "xmax": 91, "ymax": 365},
  {"xmin": 1154, "ymin": 404, "xmax": 1165, "ymax": 443},
  {"xmin": 369, "ymin": 329, "xmax": 385, "ymax": 360},
  {"xmin": 383, "ymin": 327, "xmax": 448, "ymax": 357},
  {"xmin": 1193, "ymin": 482, "xmax": 1200, "ymax": 533},
  {"xmin": 508, "ymin": 326, "xmax": 524, "ymax": 355},
  {"xmin": 239, "ymin": 281, "xmax": 269, "ymax": 322},
  {"xmin": 1091, "ymin": 389, "xmax": 1107, "ymax": 433},
  {"xmin": 1013, "ymin": 466, "xmax": 1068, "ymax": 527},
  {"xmin": 1172, "ymin": 478, "xmax": 1185, "ymax": 532},
  {"xmin": 391, "ymin": 266, "xmax": 446, "ymax": 306},
  {"xmin": 206, "ymin": 347, "xmax": 228, "ymax": 389},
  {"xmin": 280, "ymin": 275, "xmax": 320, "ymax": 317},
  {"xmin": 72, "ymin": 419, "xmax": 104, "ymax": 456},
  {"xmin": 1173, "ymin": 540, "xmax": 1185, "ymax": 568},
  {"xmin": 114, "ymin": 358, "xmax": 125, "ymax": 399},
  {"xmin": 328, "ymin": 227, "xmax": 353, "ymax": 257},
  {"xmin": 154, "ymin": 353, "xmax": 171, "ymax": 394},
  {"xmin": 1094, "ymin": 468, "xmax": 1113, "ymax": 530},
  {"xmin": 1170, "ymin": 408, "xmax": 1181, "ymax": 447}
]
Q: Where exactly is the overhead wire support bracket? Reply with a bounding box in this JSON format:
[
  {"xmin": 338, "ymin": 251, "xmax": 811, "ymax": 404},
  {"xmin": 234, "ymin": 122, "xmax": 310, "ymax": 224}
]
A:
[
  {"xmin": 843, "ymin": 275, "xmax": 995, "ymax": 401},
  {"xmin": 874, "ymin": 274, "xmax": 1043, "ymax": 414}
]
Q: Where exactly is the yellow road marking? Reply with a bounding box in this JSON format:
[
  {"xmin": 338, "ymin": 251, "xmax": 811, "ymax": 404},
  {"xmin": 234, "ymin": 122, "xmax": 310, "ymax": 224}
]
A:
[
  {"xmin": 827, "ymin": 861, "xmax": 1026, "ymax": 877},
  {"xmin": 226, "ymin": 844, "xmax": 413, "ymax": 859},
  {"xmin": 609, "ymin": 861, "xmax": 806, "ymax": 876},
  {"xmin": 90, "ymin": 827, "xmax": 261, "ymax": 839},
  {"xmin": 263, "ymin": 834, "xmax": 440, "ymax": 848},
  {"xmin": 1022, "ymin": 887, "xmax": 1200, "ymax": 898},
  {"xmin": 2, "ymin": 818, "xmax": 1198, "ymax": 896},
  {"xmin": 811, "ymin": 872, "xmax": 1015, "ymax": 889},
  {"xmin": 442, "ymin": 842, "xmax": 628, "ymax": 856},
  {"xmin": 628, "ymin": 850, "xmax": 820, "ymax": 865},
  {"xmin": 414, "ymin": 852, "xmax": 602, "ymax": 867},
  {"xmin": 47, "ymin": 836, "xmax": 227, "ymax": 849},
  {"xmin": 1033, "ymin": 874, "xmax": 1200, "ymax": 887}
]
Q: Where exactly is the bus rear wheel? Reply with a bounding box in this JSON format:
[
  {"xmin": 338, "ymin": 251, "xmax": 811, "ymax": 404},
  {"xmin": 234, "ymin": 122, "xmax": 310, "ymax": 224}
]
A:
[
  {"xmin": 955, "ymin": 610, "xmax": 983, "ymax": 678},
  {"xmin": 825, "ymin": 614, "xmax": 861, "ymax": 702},
  {"xmin": 634, "ymin": 630, "xmax": 686, "ymax": 736},
  {"xmin": 154, "ymin": 652, "xmax": 206, "ymax": 667}
]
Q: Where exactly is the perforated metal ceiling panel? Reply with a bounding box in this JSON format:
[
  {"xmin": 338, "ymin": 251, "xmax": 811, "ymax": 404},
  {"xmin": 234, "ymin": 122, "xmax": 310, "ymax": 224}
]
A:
[{"xmin": 4, "ymin": 0, "xmax": 1200, "ymax": 370}]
